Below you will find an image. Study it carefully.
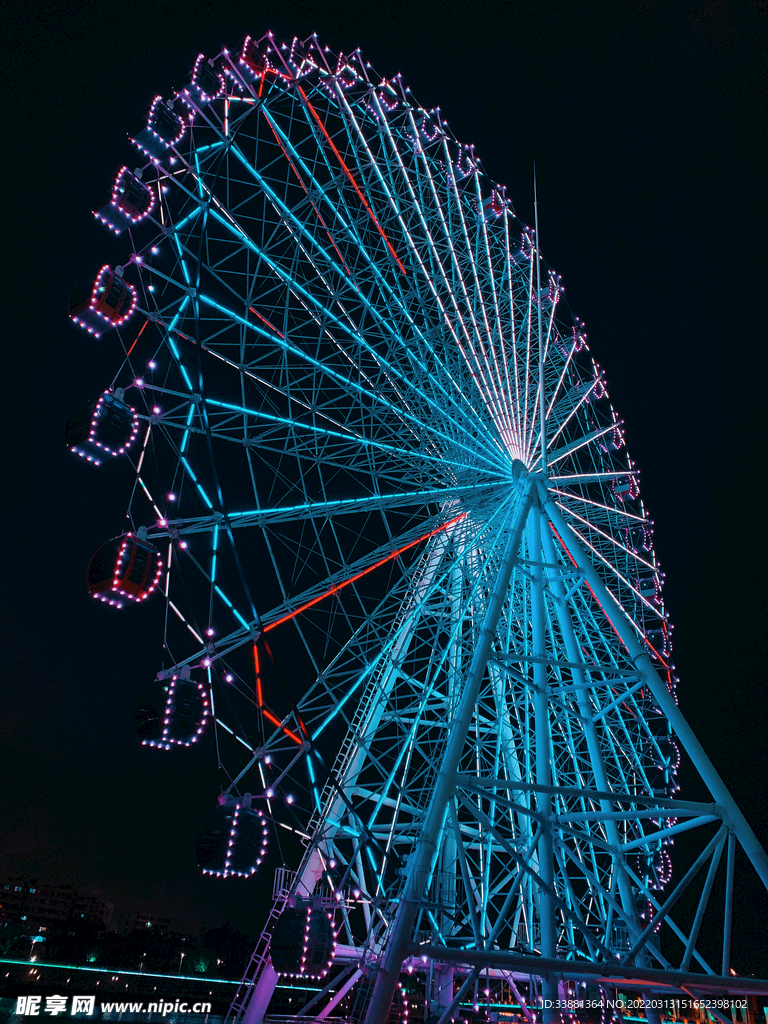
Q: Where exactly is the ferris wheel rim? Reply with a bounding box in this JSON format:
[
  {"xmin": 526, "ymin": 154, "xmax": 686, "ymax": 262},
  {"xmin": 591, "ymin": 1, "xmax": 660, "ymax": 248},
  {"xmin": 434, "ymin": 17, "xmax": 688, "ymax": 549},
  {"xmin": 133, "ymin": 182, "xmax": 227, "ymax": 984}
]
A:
[
  {"xmin": 117, "ymin": 51, "xmax": 671, "ymax": 663},
  {"xmin": 78, "ymin": 22, "xmax": 675, "ymax": 825}
]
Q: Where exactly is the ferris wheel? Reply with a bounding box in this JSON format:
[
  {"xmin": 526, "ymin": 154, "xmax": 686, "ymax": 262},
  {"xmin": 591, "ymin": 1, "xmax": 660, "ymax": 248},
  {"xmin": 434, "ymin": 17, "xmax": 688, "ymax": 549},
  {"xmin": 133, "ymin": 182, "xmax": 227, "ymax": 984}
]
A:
[{"xmin": 68, "ymin": 32, "xmax": 768, "ymax": 1024}]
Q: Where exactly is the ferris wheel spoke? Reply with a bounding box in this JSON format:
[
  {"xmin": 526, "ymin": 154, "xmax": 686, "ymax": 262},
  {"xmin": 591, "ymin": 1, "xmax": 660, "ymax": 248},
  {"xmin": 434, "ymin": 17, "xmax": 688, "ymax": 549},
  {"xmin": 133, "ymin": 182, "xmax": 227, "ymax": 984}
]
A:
[
  {"xmin": 375, "ymin": 94, "xmax": 514, "ymax": 447},
  {"xmin": 500, "ymin": 216, "xmax": 526, "ymax": 456},
  {"xmin": 257, "ymin": 103, "xmax": 504, "ymax": 457},
  {"xmin": 194, "ymin": 298, "xmax": 508, "ymax": 476},
  {"xmin": 189, "ymin": 198, "xmax": 508, "ymax": 468},
  {"xmin": 259, "ymin": 108, "xmax": 359, "ymax": 279},
  {"xmin": 469, "ymin": 174, "xmax": 520, "ymax": 449},
  {"xmin": 331, "ymin": 105, "xmax": 512, "ymax": 458},
  {"xmin": 257, "ymin": 99, "xmax": 389, "ymax": 276},
  {"xmin": 150, "ymin": 397, "xmax": 422, "ymax": 468},
  {"xmin": 148, "ymin": 483, "xmax": 496, "ymax": 539},
  {"xmin": 424, "ymin": 136, "xmax": 517, "ymax": 445},
  {"xmin": 544, "ymin": 335, "xmax": 582, "ymax": 425},
  {"xmin": 438, "ymin": 144, "xmax": 512, "ymax": 426},
  {"xmin": 543, "ymin": 376, "xmax": 598, "ymax": 445},
  {"xmin": 298, "ymin": 84, "xmax": 408, "ymax": 276},
  {"xmin": 334, "ymin": 88, "xmax": 514, "ymax": 447},
  {"xmin": 223, "ymin": 130, "xmax": 359, "ymax": 287},
  {"xmin": 555, "ymin": 508, "xmax": 664, "ymax": 625},
  {"xmin": 203, "ymin": 393, "xmax": 500, "ymax": 476},
  {"xmin": 268, "ymin": 87, "xmax": 403, "ymax": 286},
  {"xmin": 540, "ymin": 422, "xmax": 625, "ymax": 470},
  {"xmin": 165, "ymin": 507, "xmax": 476, "ymax": 675},
  {"xmin": 526, "ymin": 343, "xmax": 561, "ymax": 473},
  {"xmin": 549, "ymin": 470, "xmax": 637, "ymax": 485},
  {"xmin": 549, "ymin": 486, "xmax": 649, "ymax": 524},
  {"xmin": 371, "ymin": 100, "xmax": 518, "ymax": 453},
  {"xmin": 555, "ymin": 501, "xmax": 659, "ymax": 575},
  {"xmin": 473, "ymin": 180, "xmax": 520, "ymax": 447},
  {"xmin": 519, "ymin": 250, "xmax": 538, "ymax": 463}
]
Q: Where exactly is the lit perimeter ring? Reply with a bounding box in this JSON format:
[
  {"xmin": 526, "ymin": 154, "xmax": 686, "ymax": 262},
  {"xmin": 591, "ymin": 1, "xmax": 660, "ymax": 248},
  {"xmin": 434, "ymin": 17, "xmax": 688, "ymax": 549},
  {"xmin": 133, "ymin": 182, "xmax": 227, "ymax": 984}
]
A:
[{"xmin": 71, "ymin": 33, "xmax": 678, "ymax": 998}]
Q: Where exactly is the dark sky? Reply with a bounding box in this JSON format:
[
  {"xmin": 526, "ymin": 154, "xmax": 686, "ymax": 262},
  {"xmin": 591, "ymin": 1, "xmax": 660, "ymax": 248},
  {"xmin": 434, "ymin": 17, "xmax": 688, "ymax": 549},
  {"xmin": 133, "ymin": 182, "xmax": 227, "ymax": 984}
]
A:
[{"xmin": 2, "ymin": 0, "xmax": 766, "ymax": 972}]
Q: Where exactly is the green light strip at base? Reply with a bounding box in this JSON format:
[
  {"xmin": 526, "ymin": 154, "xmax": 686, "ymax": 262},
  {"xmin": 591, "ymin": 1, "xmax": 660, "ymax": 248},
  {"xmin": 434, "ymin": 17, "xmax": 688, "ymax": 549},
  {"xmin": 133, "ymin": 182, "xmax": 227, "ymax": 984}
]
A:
[{"xmin": 0, "ymin": 958, "xmax": 239, "ymax": 985}]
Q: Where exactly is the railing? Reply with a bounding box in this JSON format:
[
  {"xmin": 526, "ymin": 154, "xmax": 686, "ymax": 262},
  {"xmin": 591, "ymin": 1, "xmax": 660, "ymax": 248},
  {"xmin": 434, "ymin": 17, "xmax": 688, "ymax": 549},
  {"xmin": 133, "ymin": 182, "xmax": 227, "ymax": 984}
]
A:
[
  {"xmin": 224, "ymin": 894, "xmax": 288, "ymax": 1024},
  {"xmin": 265, "ymin": 1017, "xmax": 353, "ymax": 1024}
]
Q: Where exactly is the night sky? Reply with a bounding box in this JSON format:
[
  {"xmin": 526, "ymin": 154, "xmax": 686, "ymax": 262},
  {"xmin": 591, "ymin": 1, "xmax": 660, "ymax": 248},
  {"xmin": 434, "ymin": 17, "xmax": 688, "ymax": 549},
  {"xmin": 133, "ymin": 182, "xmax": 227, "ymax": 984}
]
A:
[{"xmin": 2, "ymin": 0, "xmax": 766, "ymax": 974}]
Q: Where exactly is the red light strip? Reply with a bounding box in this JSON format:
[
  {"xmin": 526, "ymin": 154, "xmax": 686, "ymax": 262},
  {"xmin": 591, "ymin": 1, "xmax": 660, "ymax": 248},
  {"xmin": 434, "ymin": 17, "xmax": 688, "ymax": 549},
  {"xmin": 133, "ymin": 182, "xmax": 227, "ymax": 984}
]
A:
[
  {"xmin": 151, "ymin": 316, "xmax": 192, "ymax": 343},
  {"xmin": 248, "ymin": 306, "xmax": 285, "ymax": 339},
  {"xmin": 256, "ymin": 64, "xmax": 287, "ymax": 94},
  {"xmin": 263, "ymin": 512, "xmax": 466, "ymax": 634},
  {"xmin": 253, "ymin": 643, "xmax": 263, "ymax": 708},
  {"xmin": 260, "ymin": 112, "xmax": 354, "ymax": 279},
  {"xmin": 125, "ymin": 318, "xmax": 149, "ymax": 359},
  {"xmin": 254, "ymin": 639, "xmax": 303, "ymax": 744},
  {"xmin": 297, "ymin": 85, "xmax": 408, "ymax": 276},
  {"xmin": 262, "ymin": 706, "xmax": 302, "ymax": 745},
  {"xmin": 642, "ymin": 634, "xmax": 669, "ymax": 670}
]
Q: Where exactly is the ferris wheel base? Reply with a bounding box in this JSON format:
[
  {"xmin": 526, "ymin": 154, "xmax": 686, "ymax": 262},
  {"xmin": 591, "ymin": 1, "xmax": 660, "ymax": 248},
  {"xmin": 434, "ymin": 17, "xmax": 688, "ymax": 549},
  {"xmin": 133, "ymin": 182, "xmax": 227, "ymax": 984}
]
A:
[
  {"xmin": 258, "ymin": 941, "xmax": 768, "ymax": 992},
  {"xmin": 242, "ymin": 945, "xmax": 768, "ymax": 1024},
  {"xmin": 412, "ymin": 945, "xmax": 768, "ymax": 996}
]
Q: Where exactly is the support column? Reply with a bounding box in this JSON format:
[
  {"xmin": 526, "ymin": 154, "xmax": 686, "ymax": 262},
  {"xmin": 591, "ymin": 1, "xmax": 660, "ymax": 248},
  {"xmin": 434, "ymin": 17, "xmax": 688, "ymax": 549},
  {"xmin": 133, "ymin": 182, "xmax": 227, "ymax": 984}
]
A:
[
  {"xmin": 430, "ymin": 559, "xmax": 464, "ymax": 1016},
  {"xmin": 542, "ymin": 487, "xmax": 768, "ymax": 890},
  {"xmin": 540, "ymin": 524, "xmax": 644, "ymax": 945},
  {"xmin": 721, "ymin": 832, "xmax": 735, "ymax": 976},
  {"xmin": 530, "ymin": 507, "xmax": 558, "ymax": 1023},
  {"xmin": 540, "ymin": 521, "xmax": 661, "ymax": 1024},
  {"xmin": 364, "ymin": 476, "xmax": 537, "ymax": 1024},
  {"xmin": 431, "ymin": 825, "xmax": 456, "ymax": 1015}
]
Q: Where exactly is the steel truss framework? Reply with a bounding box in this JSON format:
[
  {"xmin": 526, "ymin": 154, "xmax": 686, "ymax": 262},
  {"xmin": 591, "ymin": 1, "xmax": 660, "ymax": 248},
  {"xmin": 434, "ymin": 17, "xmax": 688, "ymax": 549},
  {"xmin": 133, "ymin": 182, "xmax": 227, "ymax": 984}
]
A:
[{"xmin": 70, "ymin": 32, "xmax": 767, "ymax": 1024}]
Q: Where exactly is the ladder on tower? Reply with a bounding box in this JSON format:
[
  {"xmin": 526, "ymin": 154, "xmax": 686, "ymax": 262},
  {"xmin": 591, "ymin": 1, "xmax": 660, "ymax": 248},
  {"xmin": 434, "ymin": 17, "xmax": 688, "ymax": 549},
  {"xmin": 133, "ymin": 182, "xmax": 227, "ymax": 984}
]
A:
[{"xmin": 225, "ymin": 889, "xmax": 289, "ymax": 1024}]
